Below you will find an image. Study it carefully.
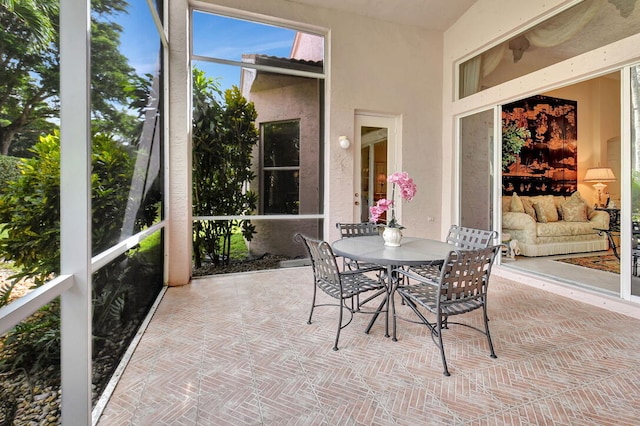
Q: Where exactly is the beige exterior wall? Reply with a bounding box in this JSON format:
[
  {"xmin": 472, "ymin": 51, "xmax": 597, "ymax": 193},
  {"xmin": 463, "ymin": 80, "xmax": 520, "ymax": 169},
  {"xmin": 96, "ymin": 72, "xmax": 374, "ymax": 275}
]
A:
[
  {"xmin": 167, "ymin": 0, "xmax": 640, "ymax": 285},
  {"xmin": 195, "ymin": 0, "xmax": 443, "ymax": 241},
  {"xmin": 167, "ymin": 0, "xmax": 192, "ymax": 285},
  {"xmin": 168, "ymin": 0, "xmax": 443, "ymax": 282},
  {"xmin": 248, "ymin": 75, "xmax": 321, "ymax": 258}
]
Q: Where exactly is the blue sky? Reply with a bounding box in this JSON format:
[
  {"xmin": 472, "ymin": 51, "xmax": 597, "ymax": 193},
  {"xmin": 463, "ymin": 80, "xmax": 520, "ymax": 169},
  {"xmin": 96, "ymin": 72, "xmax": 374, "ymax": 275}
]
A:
[{"xmin": 115, "ymin": 2, "xmax": 297, "ymax": 93}]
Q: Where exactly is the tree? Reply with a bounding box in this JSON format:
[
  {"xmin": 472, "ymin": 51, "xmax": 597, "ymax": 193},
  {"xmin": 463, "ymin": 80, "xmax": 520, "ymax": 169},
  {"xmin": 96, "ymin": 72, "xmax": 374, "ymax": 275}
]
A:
[
  {"xmin": 0, "ymin": 0, "xmax": 143, "ymax": 155},
  {"xmin": 192, "ymin": 68, "xmax": 258, "ymax": 268},
  {"xmin": 0, "ymin": 0, "xmax": 57, "ymax": 155}
]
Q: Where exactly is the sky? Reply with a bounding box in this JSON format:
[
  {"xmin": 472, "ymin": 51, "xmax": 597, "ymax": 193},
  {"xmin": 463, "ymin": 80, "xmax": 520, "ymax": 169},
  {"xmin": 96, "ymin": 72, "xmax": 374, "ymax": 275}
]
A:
[{"xmin": 115, "ymin": 1, "xmax": 297, "ymax": 94}]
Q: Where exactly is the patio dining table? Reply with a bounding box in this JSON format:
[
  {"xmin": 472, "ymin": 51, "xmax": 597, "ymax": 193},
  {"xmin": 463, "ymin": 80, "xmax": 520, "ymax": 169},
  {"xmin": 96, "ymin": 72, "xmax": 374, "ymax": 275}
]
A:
[{"xmin": 331, "ymin": 235, "xmax": 453, "ymax": 340}]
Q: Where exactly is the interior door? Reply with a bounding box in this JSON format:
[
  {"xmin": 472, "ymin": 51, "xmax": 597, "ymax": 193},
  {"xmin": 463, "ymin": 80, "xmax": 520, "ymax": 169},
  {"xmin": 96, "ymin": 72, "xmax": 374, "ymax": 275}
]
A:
[{"xmin": 354, "ymin": 114, "xmax": 399, "ymax": 222}]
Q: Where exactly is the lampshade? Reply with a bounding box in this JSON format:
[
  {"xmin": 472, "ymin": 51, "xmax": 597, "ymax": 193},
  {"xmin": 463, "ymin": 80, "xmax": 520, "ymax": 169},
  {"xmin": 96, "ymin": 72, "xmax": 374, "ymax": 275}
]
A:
[{"xmin": 583, "ymin": 167, "xmax": 616, "ymax": 182}]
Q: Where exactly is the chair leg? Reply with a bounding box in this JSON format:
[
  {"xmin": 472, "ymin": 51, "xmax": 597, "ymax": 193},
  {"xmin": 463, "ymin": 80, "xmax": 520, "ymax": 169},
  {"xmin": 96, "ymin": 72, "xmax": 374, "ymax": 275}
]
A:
[
  {"xmin": 333, "ymin": 299, "xmax": 344, "ymax": 351},
  {"xmin": 483, "ymin": 304, "xmax": 497, "ymax": 359},
  {"xmin": 436, "ymin": 315, "xmax": 450, "ymax": 377},
  {"xmin": 307, "ymin": 284, "xmax": 318, "ymax": 325}
]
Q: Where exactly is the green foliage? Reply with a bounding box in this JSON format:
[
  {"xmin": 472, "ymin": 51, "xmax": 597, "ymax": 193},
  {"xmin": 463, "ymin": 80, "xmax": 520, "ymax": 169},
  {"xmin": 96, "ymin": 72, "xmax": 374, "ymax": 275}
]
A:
[
  {"xmin": 192, "ymin": 68, "xmax": 258, "ymax": 267},
  {"xmin": 0, "ymin": 300, "xmax": 61, "ymax": 375},
  {"xmin": 228, "ymin": 228, "xmax": 249, "ymax": 259},
  {"xmin": 0, "ymin": 155, "xmax": 21, "ymax": 192},
  {"xmin": 0, "ymin": 0, "xmax": 145, "ymax": 155},
  {"xmin": 0, "ymin": 127, "xmax": 145, "ymax": 377},
  {"xmin": 0, "ymin": 130, "xmax": 135, "ymax": 286},
  {"xmin": 502, "ymin": 122, "xmax": 531, "ymax": 172},
  {"xmin": 0, "ymin": 132, "xmax": 62, "ymax": 285},
  {"xmin": 632, "ymin": 171, "xmax": 640, "ymax": 219},
  {"xmin": 91, "ymin": 133, "xmax": 136, "ymax": 254}
]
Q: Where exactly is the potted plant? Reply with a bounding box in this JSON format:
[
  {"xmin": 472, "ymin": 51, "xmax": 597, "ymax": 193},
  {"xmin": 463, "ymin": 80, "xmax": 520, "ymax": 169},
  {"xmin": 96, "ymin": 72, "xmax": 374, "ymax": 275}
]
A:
[{"xmin": 502, "ymin": 121, "xmax": 531, "ymax": 172}]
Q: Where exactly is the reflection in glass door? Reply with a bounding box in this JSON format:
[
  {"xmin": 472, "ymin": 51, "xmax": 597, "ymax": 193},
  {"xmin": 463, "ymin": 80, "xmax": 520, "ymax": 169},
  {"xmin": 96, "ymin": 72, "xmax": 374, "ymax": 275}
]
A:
[
  {"xmin": 460, "ymin": 109, "xmax": 494, "ymax": 230},
  {"xmin": 360, "ymin": 128, "xmax": 387, "ymax": 222},
  {"xmin": 630, "ymin": 65, "xmax": 640, "ymax": 297}
]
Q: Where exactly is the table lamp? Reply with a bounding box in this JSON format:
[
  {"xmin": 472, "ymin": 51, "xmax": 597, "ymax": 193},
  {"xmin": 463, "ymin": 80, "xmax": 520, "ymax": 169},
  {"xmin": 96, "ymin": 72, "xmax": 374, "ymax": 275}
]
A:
[{"xmin": 583, "ymin": 167, "xmax": 616, "ymax": 207}]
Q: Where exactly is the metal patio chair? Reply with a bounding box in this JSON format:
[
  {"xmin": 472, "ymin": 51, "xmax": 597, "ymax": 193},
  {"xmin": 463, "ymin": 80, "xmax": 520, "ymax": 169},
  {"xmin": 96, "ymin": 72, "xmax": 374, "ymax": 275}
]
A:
[
  {"xmin": 335, "ymin": 222, "xmax": 381, "ymax": 270},
  {"xmin": 409, "ymin": 225, "xmax": 498, "ymax": 280},
  {"xmin": 393, "ymin": 245, "xmax": 501, "ymax": 376},
  {"xmin": 295, "ymin": 233, "xmax": 387, "ymax": 351}
]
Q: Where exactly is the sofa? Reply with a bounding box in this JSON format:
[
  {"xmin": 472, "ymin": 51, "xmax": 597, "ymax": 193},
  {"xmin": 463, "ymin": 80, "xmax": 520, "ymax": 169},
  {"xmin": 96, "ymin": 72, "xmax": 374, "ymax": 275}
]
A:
[{"xmin": 502, "ymin": 192, "xmax": 609, "ymax": 257}]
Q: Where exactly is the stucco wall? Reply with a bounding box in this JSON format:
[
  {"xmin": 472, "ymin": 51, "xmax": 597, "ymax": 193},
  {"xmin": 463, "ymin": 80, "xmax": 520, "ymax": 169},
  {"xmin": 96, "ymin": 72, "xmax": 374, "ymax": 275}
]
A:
[
  {"xmin": 194, "ymin": 0, "xmax": 442, "ymax": 242},
  {"xmin": 248, "ymin": 76, "xmax": 321, "ymax": 257},
  {"xmin": 167, "ymin": 0, "xmax": 444, "ymax": 283}
]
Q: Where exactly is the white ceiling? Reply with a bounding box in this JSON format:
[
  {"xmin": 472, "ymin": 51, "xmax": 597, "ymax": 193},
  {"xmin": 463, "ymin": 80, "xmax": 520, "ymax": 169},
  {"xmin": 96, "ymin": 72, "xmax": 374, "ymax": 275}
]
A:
[{"xmin": 286, "ymin": 0, "xmax": 478, "ymax": 30}]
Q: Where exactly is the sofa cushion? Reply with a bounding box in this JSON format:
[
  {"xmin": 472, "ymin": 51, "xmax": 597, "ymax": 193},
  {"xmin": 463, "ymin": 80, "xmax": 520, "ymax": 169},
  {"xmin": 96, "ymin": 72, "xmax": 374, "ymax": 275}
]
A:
[
  {"xmin": 536, "ymin": 221, "xmax": 599, "ymax": 237},
  {"xmin": 561, "ymin": 199, "xmax": 589, "ymax": 222},
  {"xmin": 531, "ymin": 195, "xmax": 559, "ymax": 222},
  {"xmin": 509, "ymin": 192, "xmax": 525, "ymax": 213},
  {"xmin": 567, "ymin": 191, "xmax": 594, "ymax": 216},
  {"xmin": 521, "ymin": 198, "xmax": 537, "ymax": 220}
]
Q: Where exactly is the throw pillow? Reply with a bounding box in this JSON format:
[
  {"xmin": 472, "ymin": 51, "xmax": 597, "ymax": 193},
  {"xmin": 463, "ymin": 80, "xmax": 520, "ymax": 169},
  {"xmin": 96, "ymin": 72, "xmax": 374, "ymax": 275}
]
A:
[
  {"xmin": 561, "ymin": 202, "xmax": 588, "ymax": 222},
  {"xmin": 509, "ymin": 192, "xmax": 525, "ymax": 213},
  {"xmin": 530, "ymin": 195, "xmax": 559, "ymax": 222},
  {"xmin": 533, "ymin": 203, "xmax": 548, "ymax": 223},
  {"xmin": 521, "ymin": 198, "xmax": 537, "ymax": 220},
  {"xmin": 568, "ymin": 191, "xmax": 594, "ymax": 216}
]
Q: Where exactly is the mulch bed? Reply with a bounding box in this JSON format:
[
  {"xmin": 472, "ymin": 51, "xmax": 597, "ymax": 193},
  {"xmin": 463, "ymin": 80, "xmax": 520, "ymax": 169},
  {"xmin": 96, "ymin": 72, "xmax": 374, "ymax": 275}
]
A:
[{"xmin": 192, "ymin": 253, "xmax": 294, "ymax": 276}]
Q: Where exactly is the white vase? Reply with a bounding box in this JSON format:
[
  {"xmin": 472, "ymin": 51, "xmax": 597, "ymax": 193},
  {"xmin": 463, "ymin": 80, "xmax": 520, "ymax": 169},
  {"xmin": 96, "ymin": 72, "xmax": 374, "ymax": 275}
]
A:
[{"xmin": 382, "ymin": 226, "xmax": 403, "ymax": 247}]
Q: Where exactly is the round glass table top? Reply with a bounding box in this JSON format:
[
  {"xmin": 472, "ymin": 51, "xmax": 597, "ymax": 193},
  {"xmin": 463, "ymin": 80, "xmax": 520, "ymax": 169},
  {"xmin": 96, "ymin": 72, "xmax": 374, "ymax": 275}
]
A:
[{"xmin": 331, "ymin": 235, "xmax": 453, "ymax": 266}]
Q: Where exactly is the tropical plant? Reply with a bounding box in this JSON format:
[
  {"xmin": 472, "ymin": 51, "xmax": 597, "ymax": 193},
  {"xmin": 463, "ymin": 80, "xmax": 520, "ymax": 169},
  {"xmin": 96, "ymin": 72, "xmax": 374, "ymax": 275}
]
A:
[
  {"xmin": 0, "ymin": 128, "xmax": 155, "ymax": 381},
  {"xmin": 0, "ymin": 154, "xmax": 21, "ymax": 191},
  {"xmin": 502, "ymin": 121, "xmax": 531, "ymax": 172},
  {"xmin": 192, "ymin": 68, "xmax": 259, "ymax": 268},
  {"xmin": 0, "ymin": 130, "xmax": 136, "ymax": 286}
]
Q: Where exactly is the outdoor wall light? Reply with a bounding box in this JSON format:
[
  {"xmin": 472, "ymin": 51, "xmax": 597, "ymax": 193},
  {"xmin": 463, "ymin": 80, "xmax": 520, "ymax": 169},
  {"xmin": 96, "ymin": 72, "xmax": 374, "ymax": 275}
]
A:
[{"xmin": 338, "ymin": 136, "xmax": 351, "ymax": 149}]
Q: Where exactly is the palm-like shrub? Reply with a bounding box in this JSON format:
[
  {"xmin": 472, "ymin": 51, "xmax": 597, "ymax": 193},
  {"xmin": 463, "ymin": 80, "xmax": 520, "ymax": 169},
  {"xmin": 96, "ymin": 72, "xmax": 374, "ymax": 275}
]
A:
[
  {"xmin": 0, "ymin": 129, "xmax": 136, "ymax": 375},
  {"xmin": 192, "ymin": 68, "xmax": 258, "ymax": 267}
]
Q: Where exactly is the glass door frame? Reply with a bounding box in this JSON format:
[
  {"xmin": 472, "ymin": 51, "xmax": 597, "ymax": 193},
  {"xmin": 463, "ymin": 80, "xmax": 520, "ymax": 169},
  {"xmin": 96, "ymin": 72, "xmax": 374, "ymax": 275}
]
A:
[
  {"xmin": 621, "ymin": 65, "xmax": 637, "ymax": 302},
  {"xmin": 354, "ymin": 113, "xmax": 400, "ymax": 222}
]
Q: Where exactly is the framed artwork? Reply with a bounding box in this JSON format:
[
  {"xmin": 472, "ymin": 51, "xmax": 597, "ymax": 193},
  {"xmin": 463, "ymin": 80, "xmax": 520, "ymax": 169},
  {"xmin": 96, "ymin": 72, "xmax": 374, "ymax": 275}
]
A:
[{"xmin": 502, "ymin": 95, "xmax": 577, "ymax": 196}]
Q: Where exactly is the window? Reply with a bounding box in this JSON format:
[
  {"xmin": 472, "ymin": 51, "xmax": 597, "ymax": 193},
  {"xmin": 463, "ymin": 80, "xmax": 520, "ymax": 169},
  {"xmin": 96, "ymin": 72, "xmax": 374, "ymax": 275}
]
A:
[
  {"xmin": 262, "ymin": 120, "xmax": 300, "ymax": 214},
  {"xmin": 458, "ymin": 1, "xmax": 640, "ymax": 98},
  {"xmin": 190, "ymin": 10, "xmax": 325, "ymax": 262}
]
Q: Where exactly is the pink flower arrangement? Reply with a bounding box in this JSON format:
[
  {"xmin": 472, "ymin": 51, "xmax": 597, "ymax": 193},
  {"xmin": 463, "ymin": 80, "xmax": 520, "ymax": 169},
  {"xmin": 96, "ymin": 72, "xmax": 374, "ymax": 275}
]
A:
[{"xmin": 369, "ymin": 171, "xmax": 417, "ymax": 228}]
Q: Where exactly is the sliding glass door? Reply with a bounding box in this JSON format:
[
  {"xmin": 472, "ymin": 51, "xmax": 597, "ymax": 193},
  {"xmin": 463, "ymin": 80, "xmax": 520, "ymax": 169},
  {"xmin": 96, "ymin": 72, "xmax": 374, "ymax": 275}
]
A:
[
  {"xmin": 459, "ymin": 109, "xmax": 495, "ymax": 231},
  {"xmin": 629, "ymin": 65, "xmax": 640, "ymax": 298}
]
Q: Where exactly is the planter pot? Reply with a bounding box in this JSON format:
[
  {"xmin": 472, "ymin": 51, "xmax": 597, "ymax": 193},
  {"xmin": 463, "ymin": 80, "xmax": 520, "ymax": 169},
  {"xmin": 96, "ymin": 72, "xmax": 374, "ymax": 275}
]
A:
[{"xmin": 382, "ymin": 227, "xmax": 403, "ymax": 247}]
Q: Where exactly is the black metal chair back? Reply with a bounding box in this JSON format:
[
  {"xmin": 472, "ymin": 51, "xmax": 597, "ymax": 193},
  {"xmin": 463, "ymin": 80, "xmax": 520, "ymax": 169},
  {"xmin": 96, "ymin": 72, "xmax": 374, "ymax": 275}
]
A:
[
  {"xmin": 295, "ymin": 233, "xmax": 386, "ymax": 351},
  {"xmin": 409, "ymin": 226, "xmax": 497, "ymax": 279},
  {"xmin": 394, "ymin": 245, "xmax": 501, "ymax": 376},
  {"xmin": 335, "ymin": 222, "xmax": 384, "ymax": 274},
  {"xmin": 446, "ymin": 225, "xmax": 498, "ymax": 250},
  {"xmin": 336, "ymin": 222, "xmax": 379, "ymax": 238}
]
